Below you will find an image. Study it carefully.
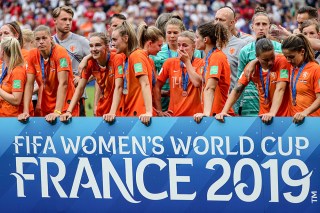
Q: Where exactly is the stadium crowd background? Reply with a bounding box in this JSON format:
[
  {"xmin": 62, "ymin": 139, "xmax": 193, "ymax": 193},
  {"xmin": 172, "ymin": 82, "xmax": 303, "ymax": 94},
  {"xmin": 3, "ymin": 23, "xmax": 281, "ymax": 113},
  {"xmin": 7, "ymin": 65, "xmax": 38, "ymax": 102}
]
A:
[{"xmin": 1, "ymin": 0, "xmax": 320, "ymax": 37}]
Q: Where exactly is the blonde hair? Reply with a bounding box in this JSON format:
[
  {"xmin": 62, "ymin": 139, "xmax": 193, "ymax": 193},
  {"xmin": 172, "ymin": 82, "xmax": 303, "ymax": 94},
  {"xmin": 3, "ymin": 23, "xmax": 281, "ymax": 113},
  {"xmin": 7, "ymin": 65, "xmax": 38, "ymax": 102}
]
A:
[
  {"xmin": 137, "ymin": 23, "xmax": 164, "ymax": 48},
  {"xmin": 114, "ymin": 21, "xmax": 138, "ymax": 54},
  {"xmin": 52, "ymin": 5, "xmax": 74, "ymax": 18},
  {"xmin": 0, "ymin": 37, "xmax": 24, "ymax": 71},
  {"xmin": 178, "ymin": 31, "xmax": 196, "ymax": 43},
  {"xmin": 165, "ymin": 18, "xmax": 186, "ymax": 33},
  {"xmin": 22, "ymin": 29, "xmax": 35, "ymax": 48},
  {"xmin": 89, "ymin": 32, "xmax": 110, "ymax": 45},
  {"xmin": 34, "ymin": 25, "xmax": 55, "ymax": 47}
]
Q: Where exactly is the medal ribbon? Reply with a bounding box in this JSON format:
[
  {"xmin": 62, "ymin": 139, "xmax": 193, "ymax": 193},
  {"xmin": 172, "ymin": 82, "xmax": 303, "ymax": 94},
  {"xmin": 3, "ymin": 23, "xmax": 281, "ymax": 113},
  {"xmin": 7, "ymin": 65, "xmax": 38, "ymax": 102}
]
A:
[
  {"xmin": 180, "ymin": 56, "xmax": 194, "ymax": 91},
  {"xmin": 259, "ymin": 66, "xmax": 271, "ymax": 102},
  {"xmin": 0, "ymin": 62, "xmax": 8, "ymax": 84},
  {"xmin": 203, "ymin": 47, "xmax": 216, "ymax": 83},
  {"xmin": 290, "ymin": 62, "xmax": 307, "ymax": 105},
  {"xmin": 123, "ymin": 57, "xmax": 129, "ymax": 90},
  {"xmin": 40, "ymin": 49, "xmax": 53, "ymax": 84}
]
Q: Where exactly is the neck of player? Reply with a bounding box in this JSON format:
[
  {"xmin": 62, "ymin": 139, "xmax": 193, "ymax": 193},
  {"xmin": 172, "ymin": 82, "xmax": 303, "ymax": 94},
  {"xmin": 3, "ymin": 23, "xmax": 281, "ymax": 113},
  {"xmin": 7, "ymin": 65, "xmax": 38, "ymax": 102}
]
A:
[
  {"xmin": 41, "ymin": 48, "xmax": 51, "ymax": 60},
  {"xmin": 205, "ymin": 44, "xmax": 215, "ymax": 55},
  {"xmin": 56, "ymin": 30, "xmax": 71, "ymax": 41},
  {"xmin": 97, "ymin": 54, "xmax": 107, "ymax": 67},
  {"xmin": 168, "ymin": 43, "xmax": 178, "ymax": 52}
]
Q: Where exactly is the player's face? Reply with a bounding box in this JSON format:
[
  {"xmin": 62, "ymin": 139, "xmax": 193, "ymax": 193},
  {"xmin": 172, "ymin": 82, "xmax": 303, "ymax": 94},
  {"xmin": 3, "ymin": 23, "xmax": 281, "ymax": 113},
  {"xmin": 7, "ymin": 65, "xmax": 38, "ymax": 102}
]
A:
[
  {"xmin": 0, "ymin": 25, "xmax": 16, "ymax": 41},
  {"xmin": 148, "ymin": 37, "xmax": 164, "ymax": 56},
  {"xmin": 252, "ymin": 15, "xmax": 270, "ymax": 38},
  {"xmin": 195, "ymin": 30, "xmax": 205, "ymax": 50},
  {"xmin": 34, "ymin": 30, "xmax": 53, "ymax": 52},
  {"xmin": 166, "ymin": 24, "xmax": 181, "ymax": 49},
  {"xmin": 283, "ymin": 48, "xmax": 305, "ymax": 67},
  {"xmin": 89, "ymin": 36, "xmax": 108, "ymax": 60},
  {"xmin": 178, "ymin": 36, "xmax": 195, "ymax": 58},
  {"xmin": 108, "ymin": 17, "xmax": 124, "ymax": 36},
  {"xmin": 257, "ymin": 50, "xmax": 275, "ymax": 70},
  {"xmin": 302, "ymin": 25, "xmax": 320, "ymax": 39},
  {"xmin": 111, "ymin": 29, "xmax": 128, "ymax": 54},
  {"xmin": 54, "ymin": 10, "xmax": 72, "ymax": 34}
]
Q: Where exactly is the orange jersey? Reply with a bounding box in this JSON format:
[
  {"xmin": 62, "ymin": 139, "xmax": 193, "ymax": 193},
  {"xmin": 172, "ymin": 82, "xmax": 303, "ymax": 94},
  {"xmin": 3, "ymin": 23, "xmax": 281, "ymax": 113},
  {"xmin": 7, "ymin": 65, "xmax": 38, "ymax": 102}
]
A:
[
  {"xmin": 0, "ymin": 66, "xmax": 26, "ymax": 116},
  {"xmin": 82, "ymin": 52, "xmax": 124, "ymax": 116},
  {"xmin": 113, "ymin": 53, "xmax": 126, "ymax": 116},
  {"xmin": 158, "ymin": 57, "xmax": 204, "ymax": 116},
  {"xmin": 289, "ymin": 61, "xmax": 320, "ymax": 116},
  {"xmin": 238, "ymin": 55, "xmax": 291, "ymax": 116},
  {"xmin": 204, "ymin": 49, "xmax": 231, "ymax": 115},
  {"xmin": 124, "ymin": 49, "xmax": 156, "ymax": 116},
  {"xmin": 27, "ymin": 44, "xmax": 79, "ymax": 116},
  {"xmin": 21, "ymin": 48, "xmax": 29, "ymax": 63}
]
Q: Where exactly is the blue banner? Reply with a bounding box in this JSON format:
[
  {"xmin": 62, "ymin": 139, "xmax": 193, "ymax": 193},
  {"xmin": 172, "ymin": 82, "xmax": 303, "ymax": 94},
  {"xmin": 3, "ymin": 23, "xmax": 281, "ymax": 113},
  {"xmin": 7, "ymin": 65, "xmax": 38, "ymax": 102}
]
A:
[{"xmin": 0, "ymin": 117, "xmax": 319, "ymax": 213}]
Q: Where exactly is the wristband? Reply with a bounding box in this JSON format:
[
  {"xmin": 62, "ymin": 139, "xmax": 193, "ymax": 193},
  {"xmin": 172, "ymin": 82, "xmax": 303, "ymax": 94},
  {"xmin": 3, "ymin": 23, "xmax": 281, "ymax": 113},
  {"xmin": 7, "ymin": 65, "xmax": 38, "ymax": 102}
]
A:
[
  {"xmin": 66, "ymin": 110, "xmax": 72, "ymax": 114},
  {"xmin": 54, "ymin": 109, "xmax": 62, "ymax": 115}
]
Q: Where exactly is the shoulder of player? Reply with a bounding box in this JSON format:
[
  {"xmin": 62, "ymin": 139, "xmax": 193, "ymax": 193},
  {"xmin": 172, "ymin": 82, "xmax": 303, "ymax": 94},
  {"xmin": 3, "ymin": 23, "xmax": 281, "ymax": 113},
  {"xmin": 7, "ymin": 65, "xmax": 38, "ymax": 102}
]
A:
[
  {"xmin": 71, "ymin": 32, "xmax": 88, "ymax": 42},
  {"xmin": 165, "ymin": 57, "xmax": 179, "ymax": 64},
  {"xmin": 305, "ymin": 61, "xmax": 320, "ymax": 72},
  {"xmin": 192, "ymin": 57, "xmax": 204, "ymax": 66},
  {"xmin": 129, "ymin": 49, "xmax": 148, "ymax": 61},
  {"xmin": 12, "ymin": 65, "xmax": 26, "ymax": 74},
  {"xmin": 28, "ymin": 48, "xmax": 39, "ymax": 56},
  {"xmin": 239, "ymin": 41, "xmax": 255, "ymax": 54},
  {"xmin": 52, "ymin": 44, "xmax": 69, "ymax": 55},
  {"xmin": 271, "ymin": 40, "xmax": 282, "ymax": 50},
  {"xmin": 212, "ymin": 49, "xmax": 227, "ymax": 60}
]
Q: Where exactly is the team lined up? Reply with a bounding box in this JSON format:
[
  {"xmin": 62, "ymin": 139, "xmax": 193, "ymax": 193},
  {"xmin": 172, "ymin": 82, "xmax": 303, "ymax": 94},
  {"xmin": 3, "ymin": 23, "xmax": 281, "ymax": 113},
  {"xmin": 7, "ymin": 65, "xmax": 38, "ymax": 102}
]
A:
[{"xmin": 0, "ymin": 5, "xmax": 319, "ymax": 125}]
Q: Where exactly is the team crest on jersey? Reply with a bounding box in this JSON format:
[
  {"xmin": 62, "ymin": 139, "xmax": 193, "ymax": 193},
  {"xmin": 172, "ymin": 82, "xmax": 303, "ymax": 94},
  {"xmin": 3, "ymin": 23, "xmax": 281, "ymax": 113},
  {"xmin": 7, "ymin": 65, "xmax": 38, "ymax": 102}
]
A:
[
  {"xmin": 229, "ymin": 47, "xmax": 235, "ymax": 55},
  {"xmin": 69, "ymin": 45, "xmax": 76, "ymax": 52},
  {"xmin": 50, "ymin": 60, "xmax": 56, "ymax": 71},
  {"xmin": 302, "ymin": 72, "xmax": 308, "ymax": 79}
]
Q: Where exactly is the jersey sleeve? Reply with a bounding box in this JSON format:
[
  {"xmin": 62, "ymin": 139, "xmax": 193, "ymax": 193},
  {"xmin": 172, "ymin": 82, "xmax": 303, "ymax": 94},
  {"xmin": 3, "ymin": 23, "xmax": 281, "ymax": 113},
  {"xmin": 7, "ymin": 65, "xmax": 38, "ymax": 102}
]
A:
[
  {"xmin": 81, "ymin": 60, "xmax": 93, "ymax": 80},
  {"xmin": 207, "ymin": 52, "xmax": 225, "ymax": 80},
  {"xmin": 276, "ymin": 56, "xmax": 290, "ymax": 82},
  {"xmin": 11, "ymin": 66, "xmax": 26, "ymax": 93},
  {"xmin": 131, "ymin": 53, "xmax": 150, "ymax": 78},
  {"xmin": 113, "ymin": 54, "xmax": 125, "ymax": 79},
  {"xmin": 237, "ymin": 64, "xmax": 251, "ymax": 87},
  {"xmin": 55, "ymin": 46, "xmax": 72, "ymax": 73}
]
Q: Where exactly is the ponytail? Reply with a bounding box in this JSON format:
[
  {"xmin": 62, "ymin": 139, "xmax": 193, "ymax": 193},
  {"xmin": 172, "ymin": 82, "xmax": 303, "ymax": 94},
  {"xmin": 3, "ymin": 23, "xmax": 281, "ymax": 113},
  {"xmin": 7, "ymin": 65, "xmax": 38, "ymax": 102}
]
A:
[
  {"xmin": 115, "ymin": 21, "xmax": 138, "ymax": 54},
  {"xmin": 137, "ymin": 23, "xmax": 164, "ymax": 48},
  {"xmin": 197, "ymin": 22, "xmax": 229, "ymax": 49},
  {"xmin": 0, "ymin": 37, "xmax": 24, "ymax": 71}
]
